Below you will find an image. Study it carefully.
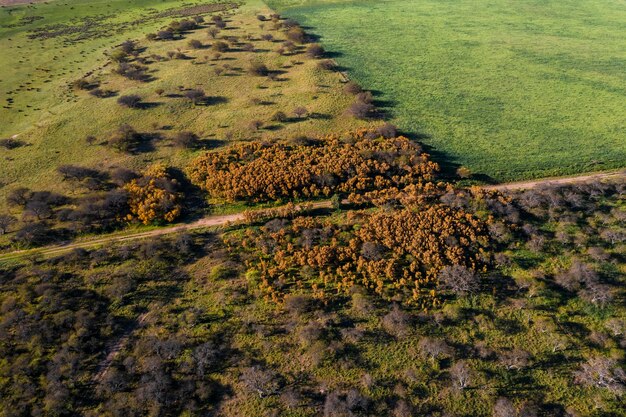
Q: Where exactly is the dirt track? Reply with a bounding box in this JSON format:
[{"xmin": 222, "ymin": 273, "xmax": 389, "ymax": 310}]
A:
[
  {"xmin": 0, "ymin": 171, "xmax": 623, "ymax": 262},
  {"xmin": 486, "ymin": 169, "xmax": 625, "ymax": 191}
]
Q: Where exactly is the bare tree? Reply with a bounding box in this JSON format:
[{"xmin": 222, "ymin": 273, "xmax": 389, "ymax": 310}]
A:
[
  {"xmin": 450, "ymin": 360, "xmax": 472, "ymax": 389},
  {"xmin": 418, "ymin": 337, "xmax": 452, "ymax": 360},
  {"xmin": 492, "ymin": 397, "xmax": 516, "ymax": 417},
  {"xmin": 382, "ymin": 304, "xmax": 411, "ymax": 338},
  {"xmin": 574, "ymin": 356, "xmax": 625, "ymax": 395},
  {"xmin": 117, "ymin": 94, "xmax": 142, "ymax": 108},
  {"xmin": 240, "ymin": 366, "xmax": 281, "ymax": 398},
  {"xmin": 438, "ymin": 264, "xmax": 480, "ymax": 295},
  {"xmin": 0, "ymin": 214, "xmax": 16, "ymax": 235},
  {"xmin": 499, "ymin": 349, "xmax": 530, "ymax": 370}
]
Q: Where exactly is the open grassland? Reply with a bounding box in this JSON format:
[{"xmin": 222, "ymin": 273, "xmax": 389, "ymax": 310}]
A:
[
  {"xmin": 0, "ymin": 0, "xmax": 366, "ymax": 210},
  {"xmin": 266, "ymin": 0, "xmax": 626, "ymax": 181}
]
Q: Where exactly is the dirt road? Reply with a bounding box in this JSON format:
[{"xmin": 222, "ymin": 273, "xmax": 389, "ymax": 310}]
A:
[
  {"xmin": 1, "ymin": 170, "xmax": 623, "ymax": 262},
  {"xmin": 485, "ymin": 169, "xmax": 624, "ymax": 191},
  {"xmin": 0, "ymin": 201, "xmax": 334, "ymax": 262}
]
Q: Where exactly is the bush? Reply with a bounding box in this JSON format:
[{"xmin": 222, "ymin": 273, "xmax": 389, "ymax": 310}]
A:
[
  {"xmin": 271, "ymin": 111, "xmax": 288, "ymax": 123},
  {"xmin": 344, "ymin": 81, "xmax": 363, "ymax": 95},
  {"xmin": 108, "ymin": 124, "xmax": 142, "ymax": 152},
  {"xmin": 188, "ymin": 39, "xmax": 203, "ymax": 49},
  {"xmin": 184, "ymin": 89, "xmax": 206, "ymax": 105},
  {"xmin": 317, "ymin": 59, "xmax": 336, "ymax": 71},
  {"xmin": 306, "ymin": 43, "xmax": 325, "ymax": 58},
  {"xmin": 172, "ymin": 131, "xmax": 199, "ymax": 148},
  {"xmin": 347, "ymin": 101, "xmax": 375, "ymax": 119},
  {"xmin": 438, "ymin": 264, "xmax": 480, "ymax": 295},
  {"xmin": 248, "ymin": 61, "xmax": 269, "ymax": 76},
  {"xmin": 117, "ymin": 94, "xmax": 142, "ymax": 108}
]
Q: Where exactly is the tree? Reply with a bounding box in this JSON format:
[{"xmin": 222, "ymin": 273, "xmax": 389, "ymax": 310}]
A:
[
  {"xmin": 376, "ymin": 123, "xmax": 397, "ymax": 139},
  {"xmin": 184, "ymin": 89, "xmax": 206, "ymax": 105},
  {"xmin": 212, "ymin": 40, "xmax": 228, "ymax": 53},
  {"xmin": 382, "ymin": 304, "xmax": 411, "ymax": 338},
  {"xmin": 207, "ymin": 27, "xmax": 220, "ymax": 38},
  {"xmin": 286, "ymin": 26, "xmax": 306, "ymax": 44},
  {"xmin": 293, "ymin": 106, "xmax": 308, "ymax": 119},
  {"xmin": 172, "ymin": 131, "xmax": 198, "ymax": 148},
  {"xmin": 418, "ymin": 337, "xmax": 452, "ymax": 360},
  {"xmin": 493, "ymin": 397, "xmax": 516, "ymax": 417},
  {"xmin": 248, "ymin": 61, "xmax": 269, "ymax": 76},
  {"xmin": 0, "ymin": 214, "xmax": 16, "ymax": 235},
  {"xmin": 123, "ymin": 163, "xmax": 182, "ymax": 225},
  {"xmin": 188, "ymin": 39, "xmax": 203, "ymax": 49},
  {"xmin": 499, "ymin": 349, "xmax": 530, "ymax": 370},
  {"xmin": 306, "ymin": 43, "xmax": 325, "ymax": 58},
  {"xmin": 6, "ymin": 187, "xmax": 31, "ymax": 207},
  {"xmin": 438, "ymin": 265, "xmax": 480, "ymax": 295},
  {"xmin": 271, "ymin": 111, "xmax": 288, "ymax": 123},
  {"xmin": 108, "ymin": 124, "xmax": 141, "ymax": 152},
  {"xmin": 117, "ymin": 94, "xmax": 142, "ymax": 108},
  {"xmin": 450, "ymin": 360, "xmax": 472, "ymax": 389},
  {"xmin": 248, "ymin": 120, "xmax": 263, "ymax": 131},
  {"xmin": 157, "ymin": 29, "xmax": 174, "ymax": 40},
  {"xmin": 574, "ymin": 356, "xmax": 625, "ymax": 395},
  {"xmin": 347, "ymin": 100, "xmax": 375, "ymax": 119},
  {"xmin": 344, "ymin": 81, "xmax": 363, "ymax": 95},
  {"xmin": 240, "ymin": 366, "xmax": 281, "ymax": 398}
]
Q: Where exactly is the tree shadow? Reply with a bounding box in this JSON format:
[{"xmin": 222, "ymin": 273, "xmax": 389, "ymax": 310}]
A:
[{"xmin": 136, "ymin": 101, "xmax": 161, "ymax": 110}]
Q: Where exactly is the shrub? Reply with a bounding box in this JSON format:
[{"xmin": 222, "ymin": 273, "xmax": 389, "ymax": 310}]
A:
[
  {"xmin": 438, "ymin": 265, "xmax": 480, "ymax": 295},
  {"xmin": 184, "ymin": 89, "xmax": 206, "ymax": 105},
  {"xmin": 248, "ymin": 61, "xmax": 269, "ymax": 76},
  {"xmin": 306, "ymin": 43, "xmax": 325, "ymax": 58},
  {"xmin": 271, "ymin": 111, "xmax": 288, "ymax": 123},
  {"xmin": 344, "ymin": 81, "xmax": 363, "ymax": 95},
  {"xmin": 108, "ymin": 124, "xmax": 142, "ymax": 152},
  {"xmin": 188, "ymin": 39, "xmax": 203, "ymax": 49},
  {"xmin": 172, "ymin": 131, "xmax": 198, "ymax": 148},
  {"xmin": 117, "ymin": 94, "xmax": 142, "ymax": 108},
  {"xmin": 347, "ymin": 101, "xmax": 375, "ymax": 119}
]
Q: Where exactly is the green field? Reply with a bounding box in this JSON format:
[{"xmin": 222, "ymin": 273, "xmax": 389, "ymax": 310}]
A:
[{"xmin": 266, "ymin": 0, "xmax": 626, "ymax": 181}]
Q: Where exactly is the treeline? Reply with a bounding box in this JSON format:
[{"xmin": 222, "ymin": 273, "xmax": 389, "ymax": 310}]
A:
[{"xmin": 187, "ymin": 129, "xmax": 439, "ymax": 203}]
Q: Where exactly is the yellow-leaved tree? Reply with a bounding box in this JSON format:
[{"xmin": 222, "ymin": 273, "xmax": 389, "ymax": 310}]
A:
[{"xmin": 124, "ymin": 163, "xmax": 182, "ymax": 225}]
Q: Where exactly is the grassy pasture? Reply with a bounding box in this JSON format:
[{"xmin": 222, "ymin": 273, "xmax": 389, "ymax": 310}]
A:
[
  {"xmin": 266, "ymin": 0, "xmax": 626, "ymax": 181},
  {"xmin": 0, "ymin": 0, "xmax": 366, "ymax": 210}
]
